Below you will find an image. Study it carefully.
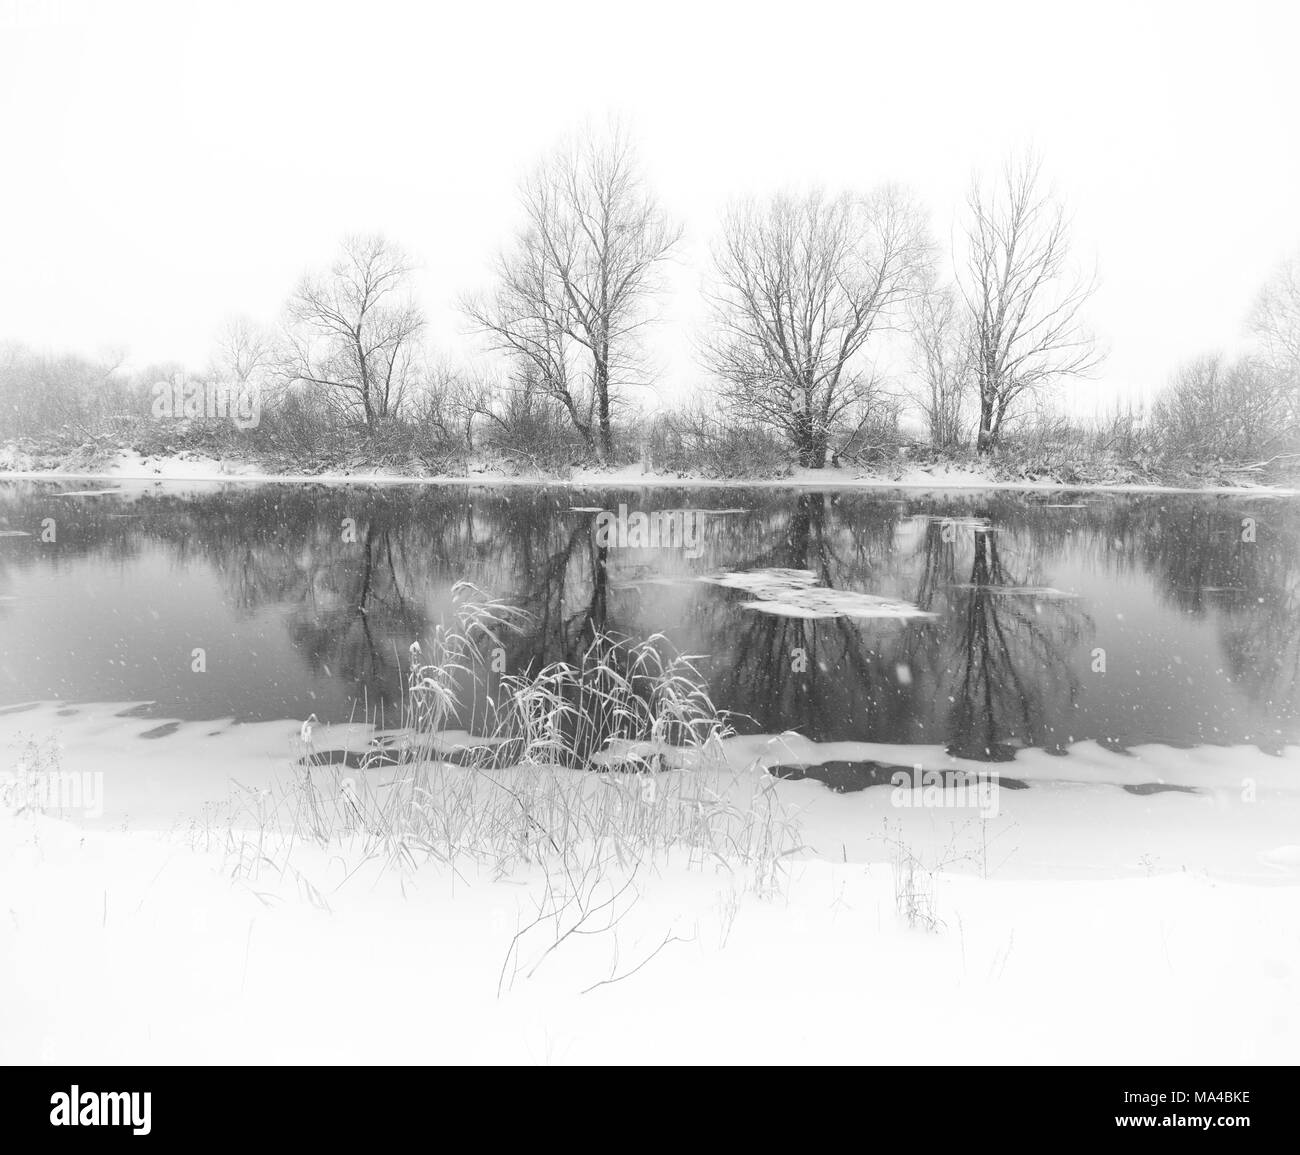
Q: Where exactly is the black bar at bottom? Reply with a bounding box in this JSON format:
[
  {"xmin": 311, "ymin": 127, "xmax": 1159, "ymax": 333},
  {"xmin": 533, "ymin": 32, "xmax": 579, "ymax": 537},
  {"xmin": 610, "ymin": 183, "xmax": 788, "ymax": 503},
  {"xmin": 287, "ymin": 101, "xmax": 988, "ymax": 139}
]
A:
[{"xmin": 2, "ymin": 1063, "xmax": 1290, "ymax": 1143}]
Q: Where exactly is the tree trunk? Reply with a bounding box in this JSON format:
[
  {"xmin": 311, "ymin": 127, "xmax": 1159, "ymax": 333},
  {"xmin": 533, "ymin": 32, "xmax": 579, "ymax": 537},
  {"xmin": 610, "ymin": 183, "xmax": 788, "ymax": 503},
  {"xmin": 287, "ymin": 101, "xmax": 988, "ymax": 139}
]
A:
[
  {"xmin": 976, "ymin": 394, "xmax": 996, "ymax": 453},
  {"xmin": 791, "ymin": 406, "xmax": 828, "ymax": 468},
  {"xmin": 808, "ymin": 431, "xmax": 827, "ymax": 468},
  {"xmin": 594, "ymin": 351, "xmax": 613, "ymax": 462},
  {"xmin": 795, "ymin": 435, "xmax": 828, "ymax": 468}
]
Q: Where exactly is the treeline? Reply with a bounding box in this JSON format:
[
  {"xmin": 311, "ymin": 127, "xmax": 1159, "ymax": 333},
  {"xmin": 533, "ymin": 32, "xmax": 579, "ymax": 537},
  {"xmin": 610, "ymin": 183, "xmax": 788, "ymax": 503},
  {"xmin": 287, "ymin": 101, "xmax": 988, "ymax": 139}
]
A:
[{"xmin": 1, "ymin": 126, "xmax": 1298, "ymax": 479}]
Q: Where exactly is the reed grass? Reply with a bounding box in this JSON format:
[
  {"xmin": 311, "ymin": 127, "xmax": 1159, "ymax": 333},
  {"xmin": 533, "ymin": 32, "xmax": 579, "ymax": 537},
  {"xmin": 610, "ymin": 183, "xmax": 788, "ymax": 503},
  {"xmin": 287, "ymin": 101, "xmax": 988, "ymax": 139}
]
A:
[{"xmin": 219, "ymin": 582, "xmax": 804, "ymax": 895}]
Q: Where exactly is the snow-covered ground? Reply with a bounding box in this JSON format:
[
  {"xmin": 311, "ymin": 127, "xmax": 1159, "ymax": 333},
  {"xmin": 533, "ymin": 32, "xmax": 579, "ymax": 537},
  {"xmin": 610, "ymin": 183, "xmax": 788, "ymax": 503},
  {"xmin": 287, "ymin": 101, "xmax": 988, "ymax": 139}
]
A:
[
  {"xmin": 2, "ymin": 701, "xmax": 1298, "ymax": 1064},
  {"xmin": 2, "ymin": 447, "xmax": 1297, "ymax": 496}
]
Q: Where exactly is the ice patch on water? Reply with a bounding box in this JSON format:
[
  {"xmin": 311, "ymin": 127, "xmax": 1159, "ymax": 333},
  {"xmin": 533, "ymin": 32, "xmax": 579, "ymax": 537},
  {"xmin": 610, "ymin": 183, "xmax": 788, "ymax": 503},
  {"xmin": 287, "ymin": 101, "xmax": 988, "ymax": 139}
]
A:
[
  {"xmin": 948, "ymin": 584, "xmax": 1079, "ymax": 598},
  {"xmin": 739, "ymin": 599, "xmax": 826, "ymax": 618},
  {"xmin": 700, "ymin": 568, "xmax": 933, "ymax": 620},
  {"xmin": 570, "ymin": 505, "xmax": 748, "ymax": 515},
  {"xmin": 908, "ymin": 514, "xmax": 998, "ymax": 532},
  {"xmin": 702, "ymin": 567, "xmax": 819, "ymax": 593}
]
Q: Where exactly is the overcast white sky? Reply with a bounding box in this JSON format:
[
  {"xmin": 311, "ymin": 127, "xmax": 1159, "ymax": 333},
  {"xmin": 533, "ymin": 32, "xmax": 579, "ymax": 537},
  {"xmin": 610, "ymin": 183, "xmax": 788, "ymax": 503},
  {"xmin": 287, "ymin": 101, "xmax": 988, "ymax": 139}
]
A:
[{"xmin": 1, "ymin": 0, "xmax": 1297, "ymax": 415}]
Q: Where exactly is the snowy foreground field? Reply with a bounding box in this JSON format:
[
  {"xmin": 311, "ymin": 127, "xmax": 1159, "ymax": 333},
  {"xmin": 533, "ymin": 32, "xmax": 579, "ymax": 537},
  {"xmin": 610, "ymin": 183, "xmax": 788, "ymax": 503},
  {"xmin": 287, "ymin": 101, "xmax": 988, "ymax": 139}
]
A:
[{"xmin": 2, "ymin": 702, "xmax": 1299, "ymax": 1065}]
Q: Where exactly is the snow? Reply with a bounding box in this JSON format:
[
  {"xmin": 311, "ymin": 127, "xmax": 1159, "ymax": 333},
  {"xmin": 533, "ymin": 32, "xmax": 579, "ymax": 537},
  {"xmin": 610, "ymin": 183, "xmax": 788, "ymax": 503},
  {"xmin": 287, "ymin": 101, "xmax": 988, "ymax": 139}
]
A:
[
  {"xmin": 2, "ymin": 449, "xmax": 1297, "ymax": 496},
  {"xmin": 910, "ymin": 514, "xmax": 996, "ymax": 528},
  {"xmin": 3, "ymin": 805, "xmax": 1298, "ymax": 1064},
  {"xmin": 52, "ymin": 488, "xmax": 125, "ymax": 497},
  {"xmin": 3, "ymin": 700, "xmax": 1299, "ymax": 874},
  {"xmin": 947, "ymin": 584, "xmax": 1078, "ymax": 597},
  {"xmin": 1260, "ymin": 845, "xmax": 1300, "ymax": 871},
  {"xmin": 699, "ymin": 567, "xmax": 935, "ymax": 620},
  {"xmin": 3, "ymin": 700, "xmax": 1298, "ymax": 1063},
  {"xmin": 736, "ymin": 594, "xmax": 933, "ymax": 620}
]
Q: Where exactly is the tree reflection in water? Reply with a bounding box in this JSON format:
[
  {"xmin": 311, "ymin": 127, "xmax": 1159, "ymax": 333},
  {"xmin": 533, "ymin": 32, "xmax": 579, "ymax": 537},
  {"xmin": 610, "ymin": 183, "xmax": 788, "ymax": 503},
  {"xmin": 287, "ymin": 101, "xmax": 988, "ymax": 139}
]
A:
[{"xmin": 0, "ymin": 482, "xmax": 1295, "ymax": 754}]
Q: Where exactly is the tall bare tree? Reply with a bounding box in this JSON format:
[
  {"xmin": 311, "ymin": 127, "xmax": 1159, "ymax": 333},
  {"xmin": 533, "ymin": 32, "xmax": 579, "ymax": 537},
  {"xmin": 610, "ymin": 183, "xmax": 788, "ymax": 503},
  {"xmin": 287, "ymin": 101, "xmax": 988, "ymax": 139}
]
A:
[
  {"xmin": 284, "ymin": 235, "xmax": 425, "ymax": 428},
  {"xmin": 704, "ymin": 187, "xmax": 929, "ymax": 467},
  {"xmin": 959, "ymin": 155, "xmax": 1101, "ymax": 452},
  {"xmin": 465, "ymin": 124, "xmax": 680, "ymax": 461}
]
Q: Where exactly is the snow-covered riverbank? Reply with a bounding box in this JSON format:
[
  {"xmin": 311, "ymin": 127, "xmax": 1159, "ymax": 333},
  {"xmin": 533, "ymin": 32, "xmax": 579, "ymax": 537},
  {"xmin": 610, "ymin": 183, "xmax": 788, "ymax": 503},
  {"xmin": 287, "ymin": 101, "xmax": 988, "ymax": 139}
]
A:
[
  {"xmin": 3, "ymin": 700, "xmax": 1299, "ymax": 879},
  {"xmin": 3, "ymin": 804, "xmax": 1297, "ymax": 1065},
  {"xmin": 3, "ymin": 447, "xmax": 1297, "ymax": 496},
  {"xmin": 2, "ymin": 701, "xmax": 1298, "ymax": 1064}
]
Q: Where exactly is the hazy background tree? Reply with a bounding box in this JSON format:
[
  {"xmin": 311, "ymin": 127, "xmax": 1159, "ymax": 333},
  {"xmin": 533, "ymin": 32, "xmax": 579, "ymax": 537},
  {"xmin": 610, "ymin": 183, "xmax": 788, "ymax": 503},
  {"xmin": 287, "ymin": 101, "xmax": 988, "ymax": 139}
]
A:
[
  {"xmin": 212, "ymin": 316, "xmax": 275, "ymax": 391},
  {"xmin": 908, "ymin": 272, "xmax": 972, "ymax": 448},
  {"xmin": 283, "ymin": 234, "xmax": 425, "ymax": 429},
  {"xmin": 704, "ymin": 186, "xmax": 929, "ymax": 468},
  {"xmin": 465, "ymin": 122, "xmax": 680, "ymax": 461},
  {"xmin": 403, "ymin": 358, "xmax": 484, "ymax": 453},
  {"xmin": 960, "ymin": 154, "xmax": 1101, "ymax": 452},
  {"xmin": 1250, "ymin": 252, "xmax": 1300, "ymax": 427},
  {"xmin": 0, "ymin": 344, "xmax": 129, "ymax": 439},
  {"xmin": 1151, "ymin": 352, "xmax": 1286, "ymax": 461}
]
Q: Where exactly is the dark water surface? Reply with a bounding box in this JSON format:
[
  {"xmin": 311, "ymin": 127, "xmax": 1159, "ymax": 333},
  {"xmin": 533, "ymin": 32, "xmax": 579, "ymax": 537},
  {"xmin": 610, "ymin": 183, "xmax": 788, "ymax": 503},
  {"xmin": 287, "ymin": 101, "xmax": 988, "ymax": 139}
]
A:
[{"xmin": 1, "ymin": 481, "xmax": 1297, "ymax": 759}]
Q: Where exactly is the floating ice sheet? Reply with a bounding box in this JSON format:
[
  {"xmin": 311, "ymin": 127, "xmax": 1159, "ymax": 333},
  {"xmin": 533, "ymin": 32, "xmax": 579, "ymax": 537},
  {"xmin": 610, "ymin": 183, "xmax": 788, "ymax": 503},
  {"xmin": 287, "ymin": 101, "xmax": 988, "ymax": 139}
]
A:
[
  {"xmin": 908, "ymin": 514, "xmax": 998, "ymax": 531},
  {"xmin": 948, "ymin": 584, "xmax": 1079, "ymax": 598},
  {"xmin": 700, "ymin": 567, "xmax": 933, "ymax": 620}
]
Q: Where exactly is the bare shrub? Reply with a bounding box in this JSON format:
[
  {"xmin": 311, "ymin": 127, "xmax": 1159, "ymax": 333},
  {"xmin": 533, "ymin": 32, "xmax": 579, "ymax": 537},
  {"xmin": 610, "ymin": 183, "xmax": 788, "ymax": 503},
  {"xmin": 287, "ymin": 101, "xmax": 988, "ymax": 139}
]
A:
[
  {"xmin": 648, "ymin": 402, "xmax": 791, "ymax": 478},
  {"xmin": 1151, "ymin": 353, "xmax": 1294, "ymax": 463}
]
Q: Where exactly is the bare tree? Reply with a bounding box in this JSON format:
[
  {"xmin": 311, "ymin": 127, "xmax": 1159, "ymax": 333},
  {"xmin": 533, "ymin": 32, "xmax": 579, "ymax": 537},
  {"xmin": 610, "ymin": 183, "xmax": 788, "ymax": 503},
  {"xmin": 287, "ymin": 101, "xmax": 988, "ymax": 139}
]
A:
[
  {"xmin": 703, "ymin": 187, "xmax": 929, "ymax": 468},
  {"xmin": 959, "ymin": 154, "xmax": 1101, "ymax": 452},
  {"xmin": 283, "ymin": 235, "xmax": 425, "ymax": 428},
  {"xmin": 908, "ymin": 273, "xmax": 972, "ymax": 448},
  {"xmin": 464, "ymin": 226, "xmax": 594, "ymax": 451},
  {"xmin": 1250, "ymin": 253, "xmax": 1300, "ymax": 426},
  {"xmin": 212, "ymin": 315, "xmax": 276, "ymax": 400},
  {"xmin": 465, "ymin": 123, "xmax": 681, "ymax": 461},
  {"xmin": 401, "ymin": 358, "xmax": 466, "ymax": 448}
]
